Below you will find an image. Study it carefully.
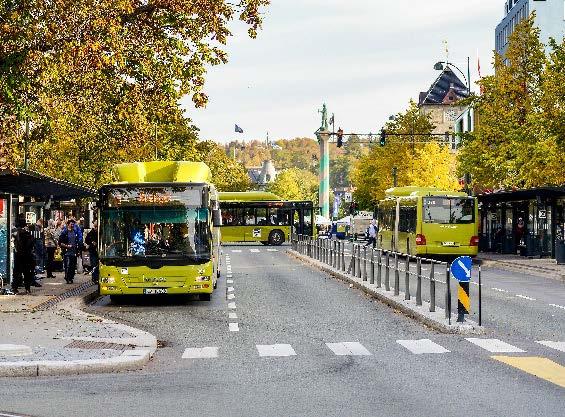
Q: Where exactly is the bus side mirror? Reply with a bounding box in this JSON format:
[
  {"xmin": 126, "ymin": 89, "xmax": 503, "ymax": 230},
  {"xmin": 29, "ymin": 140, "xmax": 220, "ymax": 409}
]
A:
[{"xmin": 212, "ymin": 209, "xmax": 222, "ymax": 227}]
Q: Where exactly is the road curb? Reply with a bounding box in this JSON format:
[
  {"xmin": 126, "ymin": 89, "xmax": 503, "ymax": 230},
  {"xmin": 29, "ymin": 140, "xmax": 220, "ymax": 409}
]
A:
[
  {"xmin": 478, "ymin": 259, "xmax": 565, "ymax": 282},
  {"xmin": 0, "ymin": 287, "xmax": 158, "ymax": 378},
  {"xmin": 288, "ymin": 250, "xmax": 485, "ymax": 335}
]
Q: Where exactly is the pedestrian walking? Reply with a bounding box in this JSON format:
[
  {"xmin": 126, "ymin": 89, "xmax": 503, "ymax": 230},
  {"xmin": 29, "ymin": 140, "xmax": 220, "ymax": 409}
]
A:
[
  {"xmin": 44, "ymin": 219, "xmax": 57, "ymax": 278},
  {"xmin": 365, "ymin": 219, "xmax": 378, "ymax": 248},
  {"xmin": 33, "ymin": 218, "xmax": 45, "ymax": 274},
  {"xmin": 85, "ymin": 220, "xmax": 99, "ymax": 284},
  {"xmin": 76, "ymin": 217, "xmax": 86, "ymax": 274},
  {"xmin": 11, "ymin": 218, "xmax": 36, "ymax": 294},
  {"xmin": 59, "ymin": 219, "xmax": 81, "ymax": 284}
]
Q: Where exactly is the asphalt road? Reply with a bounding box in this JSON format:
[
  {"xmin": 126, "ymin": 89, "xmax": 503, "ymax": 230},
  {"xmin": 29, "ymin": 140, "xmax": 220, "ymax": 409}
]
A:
[{"xmin": 0, "ymin": 244, "xmax": 563, "ymax": 417}]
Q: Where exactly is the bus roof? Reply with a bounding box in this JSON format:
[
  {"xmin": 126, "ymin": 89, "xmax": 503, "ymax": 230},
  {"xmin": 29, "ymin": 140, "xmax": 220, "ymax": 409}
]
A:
[
  {"xmin": 385, "ymin": 186, "xmax": 469, "ymax": 198},
  {"xmin": 219, "ymin": 191, "xmax": 283, "ymax": 202},
  {"xmin": 113, "ymin": 161, "xmax": 212, "ymax": 184}
]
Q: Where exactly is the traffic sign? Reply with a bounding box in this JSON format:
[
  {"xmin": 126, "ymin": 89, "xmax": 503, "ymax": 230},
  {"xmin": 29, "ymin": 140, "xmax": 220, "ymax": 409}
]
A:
[{"xmin": 451, "ymin": 256, "xmax": 472, "ymax": 282}]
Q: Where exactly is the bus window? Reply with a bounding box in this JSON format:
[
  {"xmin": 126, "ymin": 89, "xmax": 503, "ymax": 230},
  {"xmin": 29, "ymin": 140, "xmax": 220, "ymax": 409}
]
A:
[
  {"xmin": 268, "ymin": 208, "xmax": 289, "ymax": 226},
  {"xmin": 256, "ymin": 208, "xmax": 267, "ymax": 225},
  {"xmin": 423, "ymin": 197, "xmax": 475, "ymax": 224},
  {"xmin": 244, "ymin": 208, "xmax": 255, "ymax": 225}
]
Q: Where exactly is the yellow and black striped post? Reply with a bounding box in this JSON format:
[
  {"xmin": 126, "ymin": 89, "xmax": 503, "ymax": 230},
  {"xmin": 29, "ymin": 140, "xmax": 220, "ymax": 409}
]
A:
[{"xmin": 457, "ymin": 281, "xmax": 471, "ymax": 323}]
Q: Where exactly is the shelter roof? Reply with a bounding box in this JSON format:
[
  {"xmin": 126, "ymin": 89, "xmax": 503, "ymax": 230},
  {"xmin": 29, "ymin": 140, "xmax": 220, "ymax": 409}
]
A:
[
  {"xmin": 478, "ymin": 187, "xmax": 565, "ymax": 203},
  {"xmin": 0, "ymin": 169, "xmax": 96, "ymax": 200}
]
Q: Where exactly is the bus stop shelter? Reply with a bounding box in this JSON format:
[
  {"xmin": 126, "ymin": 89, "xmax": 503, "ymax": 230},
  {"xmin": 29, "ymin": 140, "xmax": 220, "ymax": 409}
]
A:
[
  {"xmin": 477, "ymin": 186, "xmax": 565, "ymax": 259},
  {"xmin": 0, "ymin": 169, "xmax": 96, "ymax": 286}
]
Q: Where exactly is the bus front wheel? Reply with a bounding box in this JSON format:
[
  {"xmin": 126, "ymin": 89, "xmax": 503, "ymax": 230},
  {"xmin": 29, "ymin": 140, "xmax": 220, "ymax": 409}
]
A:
[{"xmin": 269, "ymin": 230, "xmax": 285, "ymax": 246}]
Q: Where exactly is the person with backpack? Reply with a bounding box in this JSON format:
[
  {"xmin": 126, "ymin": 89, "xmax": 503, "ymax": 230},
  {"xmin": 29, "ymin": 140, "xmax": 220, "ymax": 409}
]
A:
[{"xmin": 11, "ymin": 218, "xmax": 36, "ymax": 294}]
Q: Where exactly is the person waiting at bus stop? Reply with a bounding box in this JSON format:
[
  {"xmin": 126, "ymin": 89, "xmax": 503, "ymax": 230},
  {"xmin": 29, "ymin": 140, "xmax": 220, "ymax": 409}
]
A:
[
  {"xmin": 59, "ymin": 219, "xmax": 81, "ymax": 284},
  {"xmin": 365, "ymin": 219, "xmax": 378, "ymax": 248},
  {"xmin": 85, "ymin": 220, "xmax": 99, "ymax": 284},
  {"xmin": 11, "ymin": 218, "xmax": 36, "ymax": 294}
]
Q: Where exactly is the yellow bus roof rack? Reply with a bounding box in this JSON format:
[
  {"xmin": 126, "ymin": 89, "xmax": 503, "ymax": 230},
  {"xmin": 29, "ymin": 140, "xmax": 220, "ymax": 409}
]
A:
[
  {"xmin": 385, "ymin": 186, "xmax": 468, "ymax": 198},
  {"xmin": 113, "ymin": 161, "xmax": 212, "ymax": 184}
]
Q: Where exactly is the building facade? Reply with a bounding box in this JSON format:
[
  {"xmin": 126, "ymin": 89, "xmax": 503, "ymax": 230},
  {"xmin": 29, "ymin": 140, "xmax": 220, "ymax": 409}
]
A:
[
  {"xmin": 418, "ymin": 67, "xmax": 469, "ymax": 135},
  {"xmin": 496, "ymin": 0, "xmax": 565, "ymax": 57}
]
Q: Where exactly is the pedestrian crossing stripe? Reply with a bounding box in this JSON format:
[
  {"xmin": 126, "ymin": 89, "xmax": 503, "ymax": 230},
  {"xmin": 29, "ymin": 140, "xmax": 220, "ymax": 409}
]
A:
[
  {"xmin": 492, "ymin": 356, "xmax": 565, "ymax": 388},
  {"xmin": 250, "ymin": 249, "xmax": 260, "ymax": 253},
  {"xmin": 326, "ymin": 342, "xmax": 371, "ymax": 356},
  {"xmin": 397, "ymin": 339, "xmax": 450, "ymax": 355},
  {"xmin": 267, "ymin": 249, "xmax": 278, "ymax": 252},
  {"xmin": 182, "ymin": 347, "xmax": 218, "ymax": 359},
  {"xmin": 466, "ymin": 338, "xmax": 525, "ymax": 353},
  {"xmin": 256, "ymin": 344, "xmax": 296, "ymax": 357},
  {"xmin": 536, "ymin": 341, "xmax": 565, "ymax": 353}
]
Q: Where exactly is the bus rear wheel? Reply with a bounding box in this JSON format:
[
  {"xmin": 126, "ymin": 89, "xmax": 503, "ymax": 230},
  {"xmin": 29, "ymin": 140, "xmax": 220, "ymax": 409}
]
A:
[{"xmin": 268, "ymin": 230, "xmax": 285, "ymax": 246}]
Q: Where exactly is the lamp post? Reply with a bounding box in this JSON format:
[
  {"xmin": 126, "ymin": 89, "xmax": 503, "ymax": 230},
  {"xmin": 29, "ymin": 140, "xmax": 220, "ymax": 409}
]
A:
[{"xmin": 433, "ymin": 59, "xmax": 471, "ymax": 95}]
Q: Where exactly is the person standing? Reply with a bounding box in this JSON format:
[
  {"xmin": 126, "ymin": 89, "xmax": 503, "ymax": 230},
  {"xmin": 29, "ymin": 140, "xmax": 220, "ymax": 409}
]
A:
[
  {"xmin": 59, "ymin": 219, "xmax": 80, "ymax": 284},
  {"xmin": 44, "ymin": 219, "xmax": 57, "ymax": 278},
  {"xmin": 11, "ymin": 218, "xmax": 36, "ymax": 294},
  {"xmin": 85, "ymin": 220, "xmax": 99, "ymax": 284},
  {"xmin": 365, "ymin": 219, "xmax": 378, "ymax": 248},
  {"xmin": 33, "ymin": 218, "xmax": 45, "ymax": 274}
]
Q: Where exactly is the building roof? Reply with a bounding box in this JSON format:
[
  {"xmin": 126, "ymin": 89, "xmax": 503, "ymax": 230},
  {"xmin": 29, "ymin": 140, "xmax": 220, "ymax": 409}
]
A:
[
  {"xmin": 419, "ymin": 67, "xmax": 469, "ymax": 106},
  {"xmin": 0, "ymin": 169, "xmax": 96, "ymax": 200}
]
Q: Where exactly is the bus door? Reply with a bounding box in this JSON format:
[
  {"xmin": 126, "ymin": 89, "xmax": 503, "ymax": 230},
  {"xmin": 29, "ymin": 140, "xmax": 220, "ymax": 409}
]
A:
[{"xmin": 292, "ymin": 210, "xmax": 304, "ymax": 235}]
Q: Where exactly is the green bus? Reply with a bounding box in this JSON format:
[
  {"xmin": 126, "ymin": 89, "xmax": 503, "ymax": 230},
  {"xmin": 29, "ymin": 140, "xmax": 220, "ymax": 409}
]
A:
[
  {"xmin": 218, "ymin": 192, "xmax": 314, "ymax": 246},
  {"xmin": 377, "ymin": 186, "xmax": 479, "ymax": 257},
  {"xmin": 98, "ymin": 161, "xmax": 222, "ymax": 301}
]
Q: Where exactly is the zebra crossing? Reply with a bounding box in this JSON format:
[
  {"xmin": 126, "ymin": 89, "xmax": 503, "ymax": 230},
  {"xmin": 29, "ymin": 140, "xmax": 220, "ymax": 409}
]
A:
[{"xmin": 181, "ymin": 338, "xmax": 564, "ymax": 359}]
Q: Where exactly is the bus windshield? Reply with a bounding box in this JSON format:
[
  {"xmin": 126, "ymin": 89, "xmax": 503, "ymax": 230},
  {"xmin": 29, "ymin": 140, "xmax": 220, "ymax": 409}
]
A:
[
  {"xmin": 100, "ymin": 187, "xmax": 211, "ymax": 264},
  {"xmin": 423, "ymin": 197, "xmax": 475, "ymax": 224}
]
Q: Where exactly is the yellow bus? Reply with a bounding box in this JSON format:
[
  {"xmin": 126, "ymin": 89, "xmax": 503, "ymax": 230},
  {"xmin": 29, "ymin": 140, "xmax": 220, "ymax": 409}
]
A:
[
  {"xmin": 218, "ymin": 192, "xmax": 314, "ymax": 245},
  {"xmin": 98, "ymin": 161, "xmax": 221, "ymax": 302},
  {"xmin": 377, "ymin": 186, "xmax": 479, "ymax": 257}
]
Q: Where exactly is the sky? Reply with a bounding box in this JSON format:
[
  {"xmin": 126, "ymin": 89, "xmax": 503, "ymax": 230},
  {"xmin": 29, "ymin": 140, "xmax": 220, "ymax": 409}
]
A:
[{"xmin": 182, "ymin": 0, "xmax": 504, "ymax": 144}]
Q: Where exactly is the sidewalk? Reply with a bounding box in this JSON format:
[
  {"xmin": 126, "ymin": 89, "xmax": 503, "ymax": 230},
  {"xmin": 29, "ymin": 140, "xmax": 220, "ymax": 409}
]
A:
[
  {"xmin": 0, "ymin": 271, "xmax": 157, "ymax": 377},
  {"xmin": 477, "ymin": 253, "xmax": 565, "ymax": 282}
]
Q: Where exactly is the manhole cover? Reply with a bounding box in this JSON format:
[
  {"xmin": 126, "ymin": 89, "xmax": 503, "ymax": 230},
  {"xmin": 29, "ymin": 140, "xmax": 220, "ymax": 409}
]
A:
[{"xmin": 65, "ymin": 340, "xmax": 130, "ymax": 350}]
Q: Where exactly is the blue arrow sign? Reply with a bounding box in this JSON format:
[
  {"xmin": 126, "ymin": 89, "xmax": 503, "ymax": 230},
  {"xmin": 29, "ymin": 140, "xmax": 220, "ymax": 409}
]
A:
[{"xmin": 451, "ymin": 256, "xmax": 472, "ymax": 282}]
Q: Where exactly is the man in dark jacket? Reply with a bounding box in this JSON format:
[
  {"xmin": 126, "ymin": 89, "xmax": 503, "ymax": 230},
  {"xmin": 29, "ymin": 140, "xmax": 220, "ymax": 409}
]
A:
[
  {"xmin": 11, "ymin": 219, "xmax": 36, "ymax": 294},
  {"xmin": 59, "ymin": 219, "xmax": 80, "ymax": 283},
  {"xmin": 84, "ymin": 220, "xmax": 99, "ymax": 284}
]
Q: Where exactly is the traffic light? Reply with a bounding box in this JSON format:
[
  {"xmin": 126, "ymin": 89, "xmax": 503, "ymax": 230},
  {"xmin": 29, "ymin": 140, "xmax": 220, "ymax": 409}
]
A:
[
  {"xmin": 337, "ymin": 128, "xmax": 344, "ymax": 148},
  {"xmin": 379, "ymin": 129, "xmax": 386, "ymax": 147}
]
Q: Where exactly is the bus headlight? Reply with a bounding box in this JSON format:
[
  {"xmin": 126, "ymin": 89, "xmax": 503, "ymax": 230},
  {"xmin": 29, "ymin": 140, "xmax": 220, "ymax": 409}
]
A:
[
  {"xmin": 100, "ymin": 277, "xmax": 116, "ymax": 284},
  {"xmin": 195, "ymin": 276, "xmax": 211, "ymax": 282}
]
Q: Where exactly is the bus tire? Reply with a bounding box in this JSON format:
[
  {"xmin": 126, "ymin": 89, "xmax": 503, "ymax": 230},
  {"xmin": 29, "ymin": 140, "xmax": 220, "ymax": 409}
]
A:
[
  {"xmin": 110, "ymin": 295, "xmax": 123, "ymax": 304},
  {"xmin": 200, "ymin": 293, "xmax": 211, "ymax": 301},
  {"xmin": 269, "ymin": 230, "xmax": 285, "ymax": 246},
  {"xmin": 260, "ymin": 241, "xmax": 269, "ymax": 245}
]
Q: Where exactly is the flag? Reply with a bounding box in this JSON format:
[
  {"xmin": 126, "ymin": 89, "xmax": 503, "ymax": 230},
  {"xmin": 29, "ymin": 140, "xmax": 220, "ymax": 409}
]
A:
[{"xmin": 235, "ymin": 124, "xmax": 244, "ymax": 133}]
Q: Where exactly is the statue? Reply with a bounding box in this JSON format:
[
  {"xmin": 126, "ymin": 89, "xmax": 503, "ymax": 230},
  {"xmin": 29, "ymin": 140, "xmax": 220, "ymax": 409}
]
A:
[{"xmin": 318, "ymin": 103, "xmax": 329, "ymax": 131}]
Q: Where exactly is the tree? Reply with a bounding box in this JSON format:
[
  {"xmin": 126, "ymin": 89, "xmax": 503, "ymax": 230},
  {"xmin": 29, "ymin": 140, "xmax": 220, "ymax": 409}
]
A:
[
  {"xmin": 457, "ymin": 15, "xmax": 560, "ymax": 189},
  {"xmin": 266, "ymin": 168, "xmax": 318, "ymax": 203},
  {"xmin": 351, "ymin": 101, "xmax": 459, "ymax": 208},
  {"xmin": 0, "ymin": 0, "xmax": 270, "ymax": 179},
  {"xmin": 271, "ymin": 138, "xmax": 319, "ymax": 174}
]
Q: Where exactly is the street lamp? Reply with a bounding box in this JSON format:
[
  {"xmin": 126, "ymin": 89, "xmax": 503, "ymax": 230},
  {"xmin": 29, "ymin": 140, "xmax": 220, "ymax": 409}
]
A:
[{"xmin": 433, "ymin": 60, "xmax": 470, "ymax": 96}]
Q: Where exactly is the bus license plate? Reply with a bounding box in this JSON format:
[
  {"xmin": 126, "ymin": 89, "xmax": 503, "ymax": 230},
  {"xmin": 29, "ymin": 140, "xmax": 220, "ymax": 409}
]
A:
[
  {"xmin": 442, "ymin": 241, "xmax": 458, "ymax": 247},
  {"xmin": 144, "ymin": 288, "xmax": 167, "ymax": 295}
]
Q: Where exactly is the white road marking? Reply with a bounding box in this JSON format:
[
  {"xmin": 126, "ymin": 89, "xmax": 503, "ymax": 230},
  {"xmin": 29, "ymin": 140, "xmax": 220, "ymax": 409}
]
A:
[
  {"xmin": 466, "ymin": 338, "xmax": 525, "ymax": 353},
  {"xmin": 227, "ymin": 293, "xmax": 235, "ymax": 300},
  {"xmin": 250, "ymin": 249, "xmax": 260, "ymax": 253},
  {"xmin": 228, "ymin": 312, "xmax": 238, "ymax": 319},
  {"xmin": 516, "ymin": 294, "xmax": 536, "ymax": 301},
  {"xmin": 182, "ymin": 347, "xmax": 219, "ymax": 359},
  {"xmin": 231, "ymin": 250, "xmax": 242, "ymax": 253},
  {"xmin": 256, "ymin": 344, "xmax": 297, "ymax": 357},
  {"xmin": 228, "ymin": 302, "xmax": 236, "ymax": 309},
  {"xmin": 549, "ymin": 304, "xmax": 565, "ymax": 310},
  {"xmin": 491, "ymin": 287, "xmax": 508, "ymax": 293},
  {"xmin": 229, "ymin": 323, "xmax": 240, "ymax": 332},
  {"xmin": 267, "ymin": 249, "xmax": 278, "ymax": 252},
  {"xmin": 396, "ymin": 339, "xmax": 450, "ymax": 355},
  {"xmin": 227, "ymin": 280, "xmax": 234, "ymax": 284},
  {"xmin": 326, "ymin": 342, "xmax": 372, "ymax": 356},
  {"xmin": 536, "ymin": 341, "xmax": 565, "ymax": 353},
  {"xmin": 227, "ymin": 287, "xmax": 234, "ymax": 292}
]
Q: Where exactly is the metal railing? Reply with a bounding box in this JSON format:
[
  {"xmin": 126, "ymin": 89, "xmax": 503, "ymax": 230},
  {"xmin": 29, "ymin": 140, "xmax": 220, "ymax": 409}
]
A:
[{"xmin": 292, "ymin": 234, "xmax": 453, "ymax": 323}]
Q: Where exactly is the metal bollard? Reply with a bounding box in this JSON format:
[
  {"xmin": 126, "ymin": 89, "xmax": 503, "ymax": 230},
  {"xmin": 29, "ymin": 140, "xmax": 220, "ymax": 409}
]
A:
[
  {"xmin": 351, "ymin": 244, "xmax": 356, "ymax": 276},
  {"xmin": 429, "ymin": 262, "xmax": 436, "ymax": 312},
  {"xmin": 416, "ymin": 257, "xmax": 422, "ymax": 306},
  {"xmin": 445, "ymin": 266, "xmax": 451, "ymax": 325},
  {"xmin": 385, "ymin": 251, "xmax": 390, "ymax": 291},
  {"xmin": 376, "ymin": 250, "xmax": 382, "ymax": 288},
  {"xmin": 394, "ymin": 253, "xmax": 400, "ymax": 296},
  {"xmin": 357, "ymin": 245, "xmax": 362, "ymax": 279},
  {"xmin": 404, "ymin": 255, "xmax": 410, "ymax": 300},
  {"xmin": 370, "ymin": 249, "xmax": 375, "ymax": 285},
  {"xmin": 363, "ymin": 246, "xmax": 367, "ymax": 281},
  {"xmin": 341, "ymin": 242, "xmax": 346, "ymax": 272}
]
